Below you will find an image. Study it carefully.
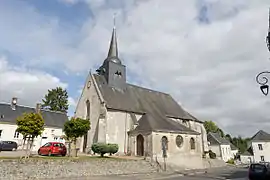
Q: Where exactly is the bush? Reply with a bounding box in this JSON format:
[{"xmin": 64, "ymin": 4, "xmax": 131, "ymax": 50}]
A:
[
  {"xmin": 91, "ymin": 143, "xmax": 119, "ymax": 157},
  {"xmin": 226, "ymin": 159, "xmax": 235, "ymax": 164},
  {"xmin": 209, "ymin": 150, "xmax": 216, "ymax": 159},
  {"xmin": 108, "ymin": 143, "xmax": 119, "ymax": 155}
]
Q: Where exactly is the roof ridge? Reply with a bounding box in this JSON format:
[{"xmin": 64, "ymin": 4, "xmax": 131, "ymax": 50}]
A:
[{"xmin": 0, "ymin": 102, "xmax": 67, "ymax": 115}]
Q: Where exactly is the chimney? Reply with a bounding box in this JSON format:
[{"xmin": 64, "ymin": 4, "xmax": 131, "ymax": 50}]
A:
[
  {"xmin": 11, "ymin": 97, "xmax": 18, "ymax": 110},
  {"xmin": 36, "ymin": 103, "xmax": 41, "ymax": 113}
]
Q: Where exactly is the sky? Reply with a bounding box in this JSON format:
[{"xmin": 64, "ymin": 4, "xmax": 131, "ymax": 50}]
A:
[{"xmin": 0, "ymin": 0, "xmax": 270, "ymax": 137}]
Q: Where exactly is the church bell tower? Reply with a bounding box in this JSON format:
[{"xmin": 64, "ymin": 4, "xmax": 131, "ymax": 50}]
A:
[{"xmin": 96, "ymin": 16, "xmax": 126, "ymax": 90}]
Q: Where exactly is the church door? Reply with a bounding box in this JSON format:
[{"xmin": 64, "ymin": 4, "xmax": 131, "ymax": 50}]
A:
[{"xmin": 136, "ymin": 134, "xmax": 144, "ymax": 156}]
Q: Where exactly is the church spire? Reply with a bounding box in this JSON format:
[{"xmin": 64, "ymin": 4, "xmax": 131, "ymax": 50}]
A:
[{"xmin": 107, "ymin": 14, "xmax": 119, "ymax": 60}]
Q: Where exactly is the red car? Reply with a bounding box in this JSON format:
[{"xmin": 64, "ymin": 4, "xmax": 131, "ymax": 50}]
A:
[{"xmin": 38, "ymin": 142, "xmax": 67, "ymax": 156}]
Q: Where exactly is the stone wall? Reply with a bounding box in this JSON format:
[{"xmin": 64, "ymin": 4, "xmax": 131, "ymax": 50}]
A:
[
  {"xmin": 74, "ymin": 73, "xmax": 103, "ymax": 153},
  {"xmin": 0, "ymin": 158, "xmax": 157, "ymax": 180}
]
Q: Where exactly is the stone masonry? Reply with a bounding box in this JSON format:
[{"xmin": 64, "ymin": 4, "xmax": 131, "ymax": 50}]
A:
[{"xmin": 0, "ymin": 158, "xmax": 158, "ymax": 180}]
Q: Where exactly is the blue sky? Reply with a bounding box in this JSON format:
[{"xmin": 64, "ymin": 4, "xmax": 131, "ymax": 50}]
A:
[{"xmin": 0, "ymin": 0, "xmax": 270, "ymax": 137}]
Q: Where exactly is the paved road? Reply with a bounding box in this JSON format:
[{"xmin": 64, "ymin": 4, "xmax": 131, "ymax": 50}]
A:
[{"xmin": 47, "ymin": 166, "xmax": 248, "ymax": 180}]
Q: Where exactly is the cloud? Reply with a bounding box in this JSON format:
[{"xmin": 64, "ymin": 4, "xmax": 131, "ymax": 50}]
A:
[
  {"xmin": 0, "ymin": 56, "xmax": 68, "ymax": 108},
  {"xmin": 1, "ymin": 0, "xmax": 270, "ymax": 137}
]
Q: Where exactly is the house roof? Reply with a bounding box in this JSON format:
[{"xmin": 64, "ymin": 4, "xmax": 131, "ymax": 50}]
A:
[
  {"xmin": 230, "ymin": 143, "xmax": 238, "ymax": 150},
  {"xmin": 207, "ymin": 132, "xmax": 230, "ymax": 145},
  {"xmin": 241, "ymin": 146, "xmax": 253, "ymax": 156},
  {"xmin": 131, "ymin": 114, "xmax": 200, "ymax": 134},
  {"xmin": 0, "ymin": 103, "xmax": 68, "ymax": 128},
  {"xmin": 250, "ymin": 130, "xmax": 270, "ymax": 142},
  {"xmin": 93, "ymin": 74, "xmax": 201, "ymax": 134}
]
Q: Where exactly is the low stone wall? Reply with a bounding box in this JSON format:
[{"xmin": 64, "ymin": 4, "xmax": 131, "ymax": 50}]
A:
[{"xmin": 0, "ymin": 158, "xmax": 157, "ymax": 180}]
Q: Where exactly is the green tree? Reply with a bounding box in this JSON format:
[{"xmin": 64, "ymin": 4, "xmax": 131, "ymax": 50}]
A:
[
  {"xmin": 231, "ymin": 136, "xmax": 250, "ymax": 154},
  {"xmin": 16, "ymin": 112, "xmax": 45, "ymax": 159},
  {"xmin": 41, "ymin": 87, "xmax": 69, "ymax": 113},
  {"xmin": 203, "ymin": 121, "xmax": 219, "ymax": 134},
  {"xmin": 225, "ymin": 134, "xmax": 232, "ymax": 142},
  {"xmin": 216, "ymin": 128, "xmax": 225, "ymax": 137},
  {"xmin": 63, "ymin": 117, "xmax": 90, "ymax": 157}
]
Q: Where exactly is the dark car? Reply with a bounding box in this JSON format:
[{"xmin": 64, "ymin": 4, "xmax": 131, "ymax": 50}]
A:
[
  {"xmin": 248, "ymin": 163, "xmax": 270, "ymax": 180},
  {"xmin": 0, "ymin": 141, "xmax": 18, "ymax": 151},
  {"xmin": 38, "ymin": 142, "xmax": 67, "ymax": 156}
]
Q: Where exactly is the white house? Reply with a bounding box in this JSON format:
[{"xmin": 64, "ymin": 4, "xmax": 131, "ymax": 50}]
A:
[
  {"xmin": 240, "ymin": 130, "xmax": 270, "ymax": 163},
  {"xmin": 0, "ymin": 98, "xmax": 68, "ymax": 151},
  {"xmin": 230, "ymin": 143, "xmax": 239, "ymax": 158},
  {"xmin": 207, "ymin": 132, "xmax": 235, "ymax": 162}
]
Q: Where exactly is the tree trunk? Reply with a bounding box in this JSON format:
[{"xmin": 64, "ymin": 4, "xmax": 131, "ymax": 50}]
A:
[
  {"xmin": 28, "ymin": 136, "xmax": 34, "ymax": 158},
  {"xmin": 20, "ymin": 137, "xmax": 26, "ymax": 159},
  {"xmin": 25, "ymin": 136, "xmax": 31, "ymax": 159},
  {"xmin": 71, "ymin": 139, "xmax": 77, "ymax": 157}
]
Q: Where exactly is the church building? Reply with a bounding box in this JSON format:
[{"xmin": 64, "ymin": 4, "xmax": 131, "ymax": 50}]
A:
[{"xmin": 74, "ymin": 24, "xmax": 209, "ymax": 168}]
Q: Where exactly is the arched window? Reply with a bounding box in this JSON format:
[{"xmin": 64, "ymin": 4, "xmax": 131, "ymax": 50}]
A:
[
  {"xmin": 161, "ymin": 136, "xmax": 168, "ymax": 150},
  {"xmin": 86, "ymin": 100, "xmax": 90, "ymax": 119},
  {"xmin": 190, "ymin": 138, "xmax": 195, "ymax": 150}
]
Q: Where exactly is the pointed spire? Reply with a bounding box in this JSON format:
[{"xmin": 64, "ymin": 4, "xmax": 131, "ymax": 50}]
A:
[{"xmin": 107, "ymin": 13, "xmax": 121, "ymax": 63}]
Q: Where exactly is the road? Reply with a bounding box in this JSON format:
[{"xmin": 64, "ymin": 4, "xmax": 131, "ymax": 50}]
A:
[{"xmin": 47, "ymin": 166, "xmax": 248, "ymax": 180}]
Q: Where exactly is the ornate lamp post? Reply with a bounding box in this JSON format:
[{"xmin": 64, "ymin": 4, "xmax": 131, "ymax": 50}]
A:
[{"xmin": 256, "ymin": 9, "xmax": 270, "ymax": 96}]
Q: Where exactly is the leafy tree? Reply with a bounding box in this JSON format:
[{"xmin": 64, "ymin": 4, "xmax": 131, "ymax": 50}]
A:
[
  {"xmin": 225, "ymin": 134, "xmax": 232, "ymax": 142},
  {"xmin": 41, "ymin": 87, "xmax": 69, "ymax": 113},
  {"xmin": 203, "ymin": 121, "xmax": 219, "ymax": 134},
  {"xmin": 63, "ymin": 117, "xmax": 90, "ymax": 157},
  {"xmin": 231, "ymin": 136, "xmax": 250, "ymax": 154},
  {"xmin": 216, "ymin": 128, "xmax": 224, "ymax": 137},
  {"xmin": 16, "ymin": 112, "xmax": 45, "ymax": 159}
]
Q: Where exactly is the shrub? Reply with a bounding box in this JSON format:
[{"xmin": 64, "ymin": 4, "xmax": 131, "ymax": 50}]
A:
[
  {"xmin": 91, "ymin": 143, "xmax": 119, "ymax": 157},
  {"xmin": 108, "ymin": 143, "xmax": 119, "ymax": 155},
  {"xmin": 209, "ymin": 150, "xmax": 216, "ymax": 159},
  {"xmin": 226, "ymin": 159, "xmax": 235, "ymax": 164}
]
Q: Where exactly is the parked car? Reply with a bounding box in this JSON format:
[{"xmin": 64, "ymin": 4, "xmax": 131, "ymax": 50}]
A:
[
  {"xmin": 248, "ymin": 163, "xmax": 270, "ymax": 180},
  {"xmin": 0, "ymin": 141, "xmax": 18, "ymax": 151},
  {"xmin": 38, "ymin": 142, "xmax": 66, "ymax": 156}
]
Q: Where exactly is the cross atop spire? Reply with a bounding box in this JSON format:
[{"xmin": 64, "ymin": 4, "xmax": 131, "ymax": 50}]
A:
[
  {"xmin": 106, "ymin": 13, "xmax": 121, "ymax": 64},
  {"xmin": 113, "ymin": 13, "xmax": 116, "ymax": 29}
]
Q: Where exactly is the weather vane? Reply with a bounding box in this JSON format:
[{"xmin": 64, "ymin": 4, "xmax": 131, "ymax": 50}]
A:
[{"xmin": 256, "ymin": 8, "xmax": 270, "ymax": 96}]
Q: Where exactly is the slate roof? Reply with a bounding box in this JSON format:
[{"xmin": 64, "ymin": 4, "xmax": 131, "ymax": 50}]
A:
[
  {"xmin": 0, "ymin": 103, "xmax": 68, "ymax": 128},
  {"xmin": 207, "ymin": 132, "xmax": 230, "ymax": 145},
  {"xmin": 241, "ymin": 146, "xmax": 254, "ymax": 156},
  {"xmin": 230, "ymin": 143, "xmax": 238, "ymax": 150},
  {"xmin": 93, "ymin": 74, "xmax": 201, "ymax": 134},
  {"xmin": 250, "ymin": 130, "xmax": 270, "ymax": 142}
]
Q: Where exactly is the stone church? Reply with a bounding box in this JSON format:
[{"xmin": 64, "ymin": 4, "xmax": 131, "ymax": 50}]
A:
[{"xmin": 75, "ymin": 25, "xmax": 209, "ymax": 168}]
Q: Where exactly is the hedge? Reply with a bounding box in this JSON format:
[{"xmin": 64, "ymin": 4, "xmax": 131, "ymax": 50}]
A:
[{"xmin": 91, "ymin": 143, "xmax": 119, "ymax": 157}]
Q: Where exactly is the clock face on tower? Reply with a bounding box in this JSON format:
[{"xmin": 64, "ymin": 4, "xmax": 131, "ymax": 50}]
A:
[{"xmin": 87, "ymin": 81, "xmax": 91, "ymax": 88}]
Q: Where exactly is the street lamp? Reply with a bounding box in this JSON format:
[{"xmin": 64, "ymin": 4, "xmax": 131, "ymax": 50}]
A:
[{"xmin": 256, "ymin": 8, "xmax": 270, "ymax": 96}]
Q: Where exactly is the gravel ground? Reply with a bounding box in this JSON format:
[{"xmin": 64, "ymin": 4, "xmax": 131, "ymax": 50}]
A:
[{"xmin": 0, "ymin": 158, "xmax": 158, "ymax": 180}]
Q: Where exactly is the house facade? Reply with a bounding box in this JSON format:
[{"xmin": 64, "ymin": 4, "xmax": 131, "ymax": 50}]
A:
[
  {"xmin": 0, "ymin": 98, "xmax": 68, "ymax": 151},
  {"xmin": 74, "ymin": 25, "xmax": 209, "ymax": 169},
  {"xmin": 240, "ymin": 130, "xmax": 270, "ymax": 163},
  {"xmin": 207, "ymin": 132, "xmax": 235, "ymax": 162}
]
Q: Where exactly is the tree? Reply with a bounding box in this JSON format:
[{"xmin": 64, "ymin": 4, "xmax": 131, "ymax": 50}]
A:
[
  {"xmin": 41, "ymin": 87, "xmax": 69, "ymax": 113},
  {"xmin": 225, "ymin": 134, "xmax": 232, "ymax": 142},
  {"xmin": 216, "ymin": 128, "xmax": 224, "ymax": 137},
  {"xmin": 203, "ymin": 121, "xmax": 219, "ymax": 134},
  {"xmin": 16, "ymin": 112, "xmax": 45, "ymax": 159},
  {"xmin": 231, "ymin": 136, "xmax": 250, "ymax": 154},
  {"xmin": 63, "ymin": 117, "xmax": 90, "ymax": 157}
]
